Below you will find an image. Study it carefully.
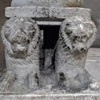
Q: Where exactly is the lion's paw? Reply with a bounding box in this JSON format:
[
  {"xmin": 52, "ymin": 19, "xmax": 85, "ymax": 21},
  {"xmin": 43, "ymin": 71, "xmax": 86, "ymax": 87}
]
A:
[
  {"xmin": 0, "ymin": 71, "xmax": 15, "ymax": 92},
  {"xmin": 89, "ymin": 82, "xmax": 100, "ymax": 91}
]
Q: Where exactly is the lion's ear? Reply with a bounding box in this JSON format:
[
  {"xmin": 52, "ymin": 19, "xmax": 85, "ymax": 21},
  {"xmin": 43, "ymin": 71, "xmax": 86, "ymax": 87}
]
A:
[
  {"xmin": 59, "ymin": 20, "xmax": 73, "ymax": 52},
  {"xmin": 1, "ymin": 24, "xmax": 13, "ymax": 54},
  {"xmin": 86, "ymin": 22, "xmax": 97, "ymax": 49},
  {"xmin": 27, "ymin": 21, "xmax": 40, "ymax": 55},
  {"xmin": 86, "ymin": 32, "xmax": 96, "ymax": 49}
]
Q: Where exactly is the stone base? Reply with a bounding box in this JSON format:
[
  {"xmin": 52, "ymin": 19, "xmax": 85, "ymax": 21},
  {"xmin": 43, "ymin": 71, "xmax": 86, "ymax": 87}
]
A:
[{"xmin": 0, "ymin": 93, "xmax": 100, "ymax": 100}]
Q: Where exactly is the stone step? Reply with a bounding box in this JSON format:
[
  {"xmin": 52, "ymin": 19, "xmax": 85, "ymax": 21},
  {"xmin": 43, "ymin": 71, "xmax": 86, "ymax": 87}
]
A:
[{"xmin": 0, "ymin": 93, "xmax": 100, "ymax": 100}]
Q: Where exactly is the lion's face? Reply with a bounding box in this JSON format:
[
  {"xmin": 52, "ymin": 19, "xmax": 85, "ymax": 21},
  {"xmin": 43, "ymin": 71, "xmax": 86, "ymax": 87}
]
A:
[
  {"xmin": 62, "ymin": 16, "xmax": 96, "ymax": 53},
  {"xmin": 9, "ymin": 29, "xmax": 31, "ymax": 58},
  {"xmin": 2, "ymin": 18, "xmax": 38, "ymax": 58}
]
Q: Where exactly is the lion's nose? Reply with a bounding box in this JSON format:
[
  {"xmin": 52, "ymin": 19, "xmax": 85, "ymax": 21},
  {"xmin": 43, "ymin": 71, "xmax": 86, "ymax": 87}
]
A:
[
  {"xmin": 73, "ymin": 43, "xmax": 87, "ymax": 52},
  {"xmin": 14, "ymin": 45, "xmax": 26, "ymax": 52},
  {"xmin": 80, "ymin": 48, "xmax": 86, "ymax": 52},
  {"xmin": 18, "ymin": 47, "xmax": 26, "ymax": 52}
]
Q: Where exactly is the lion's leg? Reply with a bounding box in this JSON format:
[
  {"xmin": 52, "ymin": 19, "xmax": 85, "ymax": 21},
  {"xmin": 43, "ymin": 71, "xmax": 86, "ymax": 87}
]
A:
[
  {"xmin": 56, "ymin": 71, "xmax": 70, "ymax": 87},
  {"xmin": 28, "ymin": 60, "xmax": 40, "ymax": 90},
  {"xmin": 76, "ymin": 69, "xmax": 100, "ymax": 91},
  {"xmin": 0, "ymin": 71, "xmax": 15, "ymax": 92},
  {"xmin": 57, "ymin": 71, "xmax": 85, "ymax": 92},
  {"xmin": 87, "ymin": 76, "xmax": 100, "ymax": 91},
  {"xmin": 29, "ymin": 72, "xmax": 39, "ymax": 90},
  {"xmin": 89, "ymin": 82, "xmax": 100, "ymax": 91},
  {"xmin": 57, "ymin": 68, "xmax": 93, "ymax": 91}
]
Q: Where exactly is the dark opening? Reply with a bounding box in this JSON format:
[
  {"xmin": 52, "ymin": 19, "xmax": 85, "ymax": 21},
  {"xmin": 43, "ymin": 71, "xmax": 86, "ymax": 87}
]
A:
[
  {"xmin": 39, "ymin": 25, "xmax": 60, "ymax": 71},
  {"xmin": 59, "ymin": 72, "xmax": 66, "ymax": 81},
  {"xmin": 39, "ymin": 25, "xmax": 60, "ymax": 49}
]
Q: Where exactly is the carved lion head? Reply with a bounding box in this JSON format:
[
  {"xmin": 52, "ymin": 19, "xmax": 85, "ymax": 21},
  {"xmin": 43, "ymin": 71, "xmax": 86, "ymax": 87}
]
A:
[
  {"xmin": 1, "ymin": 17, "xmax": 40, "ymax": 58},
  {"xmin": 60, "ymin": 16, "xmax": 97, "ymax": 53}
]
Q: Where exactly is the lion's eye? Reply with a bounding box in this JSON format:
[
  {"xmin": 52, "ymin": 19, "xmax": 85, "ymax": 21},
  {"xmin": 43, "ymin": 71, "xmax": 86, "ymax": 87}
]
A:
[
  {"xmin": 5, "ymin": 25, "xmax": 11, "ymax": 36},
  {"xmin": 66, "ymin": 30, "xmax": 72, "ymax": 35},
  {"xmin": 82, "ymin": 35, "xmax": 87, "ymax": 42},
  {"xmin": 27, "ymin": 39, "xmax": 30, "ymax": 44},
  {"xmin": 66, "ymin": 23, "xmax": 70, "ymax": 26},
  {"xmin": 83, "ymin": 35, "xmax": 87, "ymax": 39},
  {"xmin": 83, "ymin": 35, "xmax": 87, "ymax": 38},
  {"xmin": 10, "ymin": 41, "xmax": 14, "ymax": 45},
  {"xmin": 73, "ymin": 36, "xmax": 78, "ymax": 42}
]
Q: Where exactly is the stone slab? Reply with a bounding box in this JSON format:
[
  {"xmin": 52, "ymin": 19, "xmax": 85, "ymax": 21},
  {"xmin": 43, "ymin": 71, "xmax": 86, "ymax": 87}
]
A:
[
  {"xmin": 87, "ymin": 48, "xmax": 100, "ymax": 58},
  {"xmin": 37, "ymin": 21, "xmax": 62, "ymax": 25},
  {"xmin": 41, "ymin": 48, "xmax": 100, "ymax": 82},
  {"xmin": 86, "ymin": 48, "xmax": 100, "ymax": 81},
  {"xmin": 0, "ymin": 93, "xmax": 100, "ymax": 100},
  {"xmin": 11, "ymin": 0, "xmax": 84, "ymax": 7},
  {"xmin": 5, "ymin": 6, "xmax": 91, "ymax": 20}
]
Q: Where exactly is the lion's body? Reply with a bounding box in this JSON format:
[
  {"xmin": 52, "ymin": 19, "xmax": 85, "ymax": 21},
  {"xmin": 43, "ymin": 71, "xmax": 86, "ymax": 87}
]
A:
[
  {"xmin": 1, "ymin": 18, "xmax": 40, "ymax": 92},
  {"xmin": 55, "ymin": 16, "xmax": 97, "ymax": 92},
  {"xmin": 55, "ymin": 35, "xmax": 91, "ymax": 91}
]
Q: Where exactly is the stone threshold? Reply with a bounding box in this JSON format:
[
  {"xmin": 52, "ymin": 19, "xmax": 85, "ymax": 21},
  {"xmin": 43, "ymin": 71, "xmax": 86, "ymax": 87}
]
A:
[{"xmin": 0, "ymin": 93, "xmax": 100, "ymax": 100}]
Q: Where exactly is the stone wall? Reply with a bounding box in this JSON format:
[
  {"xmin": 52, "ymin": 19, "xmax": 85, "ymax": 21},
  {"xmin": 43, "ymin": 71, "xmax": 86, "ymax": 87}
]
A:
[
  {"xmin": 84, "ymin": 0, "xmax": 100, "ymax": 47},
  {"xmin": 0, "ymin": 0, "xmax": 11, "ymax": 72}
]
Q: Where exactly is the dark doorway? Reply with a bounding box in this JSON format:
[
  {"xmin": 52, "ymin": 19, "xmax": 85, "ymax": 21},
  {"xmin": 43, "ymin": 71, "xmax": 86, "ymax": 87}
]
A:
[
  {"xmin": 40, "ymin": 25, "xmax": 60, "ymax": 49},
  {"xmin": 39, "ymin": 25, "xmax": 60, "ymax": 71}
]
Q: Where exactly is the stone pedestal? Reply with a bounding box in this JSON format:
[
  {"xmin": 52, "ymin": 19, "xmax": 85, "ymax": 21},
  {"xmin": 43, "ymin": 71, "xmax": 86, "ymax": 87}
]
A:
[{"xmin": 0, "ymin": 0, "xmax": 99, "ymax": 97}]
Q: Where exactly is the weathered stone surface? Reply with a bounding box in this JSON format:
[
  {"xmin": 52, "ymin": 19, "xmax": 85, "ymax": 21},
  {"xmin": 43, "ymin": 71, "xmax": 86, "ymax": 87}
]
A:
[
  {"xmin": 11, "ymin": 0, "xmax": 84, "ymax": 7},
  {"xmin": 1, "ymin": 0, "xmax": 99, "ymax": 94},
  {"xmin": 1, "ymin": 17, "xmax": 41, "ymax": 93},
  {"xmin": 5, "ymin": 7, "xmax": 91, "ymax": 20},
  {"xmin": 1, "ymin": 16, "xmax": 98, "ymax": 93},
  {"xmin": 55, "ymin": 16, "xmax": 97, "ymax": 92},
  {"xmin": 0, "ymin": 93, "xmax": 100, "ymax": 100},
  {"xmin": 86, "ymin": 48, "xmax": 100, "ymax": 81}
]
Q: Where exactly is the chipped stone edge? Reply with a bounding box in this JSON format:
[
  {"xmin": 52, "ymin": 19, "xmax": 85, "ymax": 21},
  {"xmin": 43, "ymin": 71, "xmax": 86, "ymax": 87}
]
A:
[
  {"xmin": 5, "ymin": 6, "xmax": 91, "ymax": 20},
  {"xmin": 0, "ymin": 93, "xmax": 100, "ymax": 100}
]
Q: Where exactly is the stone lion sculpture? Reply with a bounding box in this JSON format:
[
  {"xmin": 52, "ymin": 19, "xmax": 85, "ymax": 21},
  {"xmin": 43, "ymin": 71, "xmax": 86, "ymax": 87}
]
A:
[
  {"xmin": 55, "ymin": 16, "xmax": 97, "ymax": 92},
  {"xmin": 1, "ymin": 17, "xmax": 40, "ymax": 92}
]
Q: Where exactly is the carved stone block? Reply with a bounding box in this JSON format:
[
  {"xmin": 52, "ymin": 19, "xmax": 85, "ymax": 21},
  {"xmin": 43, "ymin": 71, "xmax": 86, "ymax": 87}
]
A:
[
  {"xmin": 5, "ymin": 7, "xmax": 91, "ymax": 19},
  {"xmin": 0, "ymin": 0, "xmax": 99, "ymax": 94}
]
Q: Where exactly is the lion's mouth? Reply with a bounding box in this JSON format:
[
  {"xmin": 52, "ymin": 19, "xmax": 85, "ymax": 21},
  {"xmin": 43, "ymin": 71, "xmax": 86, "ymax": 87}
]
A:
[{"xmin": 11, "ymin": 51, "xmax": 28, "ymax": 59}]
